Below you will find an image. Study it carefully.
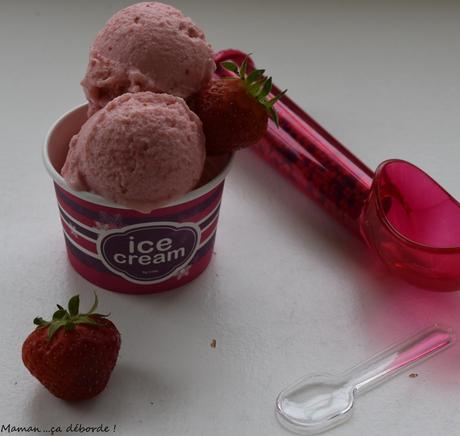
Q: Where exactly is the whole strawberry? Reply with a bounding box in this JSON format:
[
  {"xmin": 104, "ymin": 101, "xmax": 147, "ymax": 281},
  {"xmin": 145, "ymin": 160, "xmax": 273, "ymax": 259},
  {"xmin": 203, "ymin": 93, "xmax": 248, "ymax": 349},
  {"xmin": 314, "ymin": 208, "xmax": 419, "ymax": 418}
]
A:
[
  {"xmin": 188, "ymin": 57, "xmax": 286, "ymax": 155},
  {"xmin": 22, "ymin": 293, "xmax": 120, "ymax": 401}
]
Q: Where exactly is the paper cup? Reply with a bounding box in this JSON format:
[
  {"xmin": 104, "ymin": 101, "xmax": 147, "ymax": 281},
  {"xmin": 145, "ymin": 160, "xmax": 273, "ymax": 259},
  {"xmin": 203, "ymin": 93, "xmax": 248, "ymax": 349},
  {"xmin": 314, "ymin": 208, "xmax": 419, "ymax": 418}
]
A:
[{"xmin": 44, "ymin": 104, "xmax": 232, "ymax": 294}]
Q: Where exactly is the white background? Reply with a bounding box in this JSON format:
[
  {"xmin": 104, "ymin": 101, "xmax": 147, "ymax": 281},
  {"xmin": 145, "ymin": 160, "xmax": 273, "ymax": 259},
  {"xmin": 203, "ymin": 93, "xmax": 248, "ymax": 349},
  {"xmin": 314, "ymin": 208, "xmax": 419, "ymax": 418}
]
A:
[{"xmin": 1, "ymin": 1, "xmax": 460, "ymax": 435}]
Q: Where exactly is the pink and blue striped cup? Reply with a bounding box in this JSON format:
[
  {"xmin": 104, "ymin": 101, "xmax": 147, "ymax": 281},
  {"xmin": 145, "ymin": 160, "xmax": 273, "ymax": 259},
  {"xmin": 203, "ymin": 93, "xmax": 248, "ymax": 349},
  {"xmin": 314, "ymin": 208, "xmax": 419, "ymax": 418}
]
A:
[{"xmin": 44, "ymin": 104, "xmax": 232, "ymax": 294}]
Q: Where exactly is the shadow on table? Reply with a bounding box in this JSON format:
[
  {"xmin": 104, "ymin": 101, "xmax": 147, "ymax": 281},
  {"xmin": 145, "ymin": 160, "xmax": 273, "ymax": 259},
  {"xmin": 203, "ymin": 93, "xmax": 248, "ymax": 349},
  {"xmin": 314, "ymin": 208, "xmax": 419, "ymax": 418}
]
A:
[
  {"xmin": 25, "ymin": 363, "xmax": 181, "ymax": 429},
  {"xmin": 227, "ymin": 150, "xmax": 460, "ymax": 385}
]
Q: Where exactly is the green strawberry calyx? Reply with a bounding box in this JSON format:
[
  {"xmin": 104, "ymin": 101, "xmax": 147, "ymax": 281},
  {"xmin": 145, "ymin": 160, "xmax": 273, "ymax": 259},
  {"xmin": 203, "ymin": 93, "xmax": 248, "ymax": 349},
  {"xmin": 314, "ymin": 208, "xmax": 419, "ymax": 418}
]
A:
[
  {"xmin": 220, "ymin": 55, "xmax": 287, "ymax": 127},
  {"xmin": 33, "ymin": 292, "xmax": 109, "ymax": 340}
]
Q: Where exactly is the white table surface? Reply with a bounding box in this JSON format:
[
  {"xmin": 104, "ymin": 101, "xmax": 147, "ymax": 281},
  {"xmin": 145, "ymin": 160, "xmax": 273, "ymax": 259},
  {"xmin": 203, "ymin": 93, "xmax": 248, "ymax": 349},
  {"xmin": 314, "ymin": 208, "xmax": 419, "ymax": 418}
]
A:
[{"xmin": 1, "ymin": 1, "xmax": 460, "ymax": 435}]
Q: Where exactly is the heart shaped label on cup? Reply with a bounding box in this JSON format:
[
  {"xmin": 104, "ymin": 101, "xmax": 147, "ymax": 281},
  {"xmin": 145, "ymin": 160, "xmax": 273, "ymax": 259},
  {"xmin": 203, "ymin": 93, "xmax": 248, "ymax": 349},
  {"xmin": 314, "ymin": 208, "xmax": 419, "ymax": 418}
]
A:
[{"xmin": 97, "ymin": 222, "xmax": 200, "ymax": 284}]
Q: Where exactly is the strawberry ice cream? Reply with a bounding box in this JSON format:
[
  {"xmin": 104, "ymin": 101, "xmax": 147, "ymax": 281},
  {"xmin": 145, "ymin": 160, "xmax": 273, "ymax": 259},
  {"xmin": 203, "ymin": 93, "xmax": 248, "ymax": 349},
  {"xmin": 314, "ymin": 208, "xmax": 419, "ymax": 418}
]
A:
[
  {"xmin": 61, "ymin": 92, "xmax": 206, "ymax": 212},
  {"xmin": 82, "ymin": 2, "xmax": 215, "ymax": 115}
]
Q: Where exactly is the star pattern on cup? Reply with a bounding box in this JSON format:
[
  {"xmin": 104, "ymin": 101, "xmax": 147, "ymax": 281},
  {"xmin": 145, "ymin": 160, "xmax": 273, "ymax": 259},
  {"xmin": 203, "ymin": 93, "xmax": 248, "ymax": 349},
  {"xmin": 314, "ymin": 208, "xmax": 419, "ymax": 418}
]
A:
[
  {"xmin": 68, "ymin": 224, "xmax": 79, "ymax": 238},
  {"xmin": 95, "ymin": 212, "xmax": 125, "ymax": 231},
  {"xmin": 94, "ymin": 221, "xmax": 113, "ymax": 232},
  {"xmin": 175, "ymin": 265, "xmax": 191, "ymax": 280}
]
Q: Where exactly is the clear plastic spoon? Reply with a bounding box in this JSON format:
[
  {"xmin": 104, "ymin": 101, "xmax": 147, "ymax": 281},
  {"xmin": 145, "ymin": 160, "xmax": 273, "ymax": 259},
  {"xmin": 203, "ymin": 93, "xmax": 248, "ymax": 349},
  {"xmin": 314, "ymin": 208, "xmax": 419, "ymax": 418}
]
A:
[{"xmin": 275, "ymin": 325, "xmax": 455, "ymax": 434}]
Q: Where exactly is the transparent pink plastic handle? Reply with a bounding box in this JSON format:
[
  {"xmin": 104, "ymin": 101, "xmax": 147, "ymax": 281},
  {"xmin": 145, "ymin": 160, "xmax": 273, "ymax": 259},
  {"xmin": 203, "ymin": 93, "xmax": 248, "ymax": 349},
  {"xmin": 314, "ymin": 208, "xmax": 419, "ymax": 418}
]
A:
[
  {"xmin": 215, "ymin": 50, "xmax": 374, "ymax": 235},
  {"xmin": 215, "ymin": 49, "xmax": 460, "ymax": 292}
]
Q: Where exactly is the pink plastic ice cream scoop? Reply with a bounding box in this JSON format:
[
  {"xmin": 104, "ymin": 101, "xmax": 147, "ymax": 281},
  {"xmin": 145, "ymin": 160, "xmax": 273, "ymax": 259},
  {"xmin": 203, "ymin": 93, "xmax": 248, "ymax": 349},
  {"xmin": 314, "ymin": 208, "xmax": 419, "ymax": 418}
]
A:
[
  {"xmin": 61, "ymin": 92, "xmax": 206, "ymax": 212},
  {"xmin": 215, "ymin": 49, "xmax": 460, "ymax": 292},
  {"xmin": 82, "ymin": 2, "xmax": 215, "ymax": 115}
]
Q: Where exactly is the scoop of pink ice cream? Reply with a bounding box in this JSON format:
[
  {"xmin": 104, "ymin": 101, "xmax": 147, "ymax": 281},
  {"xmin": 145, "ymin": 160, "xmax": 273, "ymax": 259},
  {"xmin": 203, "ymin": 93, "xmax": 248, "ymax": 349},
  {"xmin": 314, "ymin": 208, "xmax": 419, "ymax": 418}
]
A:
[
  {"xmin": 82, "ymin": 2, "xmax": 215, "ymax": 115},
  {"xmin": 61, "ymin": 92, "xmax": 206, "ymax": 212}
]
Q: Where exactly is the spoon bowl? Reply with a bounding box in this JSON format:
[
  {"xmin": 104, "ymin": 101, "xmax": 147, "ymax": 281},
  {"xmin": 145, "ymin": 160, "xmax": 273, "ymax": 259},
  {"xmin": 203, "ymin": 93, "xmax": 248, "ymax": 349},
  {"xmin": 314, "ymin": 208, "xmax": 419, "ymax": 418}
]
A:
[
  {"xmin": 361, "ymin": 159, "xmax": 460, "ymax": 291},
  {"xmin": 276, "ymin": 373, "xmax": 354, "ymax": 434}
]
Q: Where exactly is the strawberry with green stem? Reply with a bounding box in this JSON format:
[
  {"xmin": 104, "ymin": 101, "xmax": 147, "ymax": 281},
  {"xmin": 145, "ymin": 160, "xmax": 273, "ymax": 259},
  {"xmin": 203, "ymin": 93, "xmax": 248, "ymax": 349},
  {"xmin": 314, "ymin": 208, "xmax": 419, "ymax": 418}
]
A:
[
  {"xmin": 189, "ymin": 56, "xmax": 286, "ymax": 155},
  {"xmin": 22, "ymin": 293, "xmax": 120, "ymax": 401}
]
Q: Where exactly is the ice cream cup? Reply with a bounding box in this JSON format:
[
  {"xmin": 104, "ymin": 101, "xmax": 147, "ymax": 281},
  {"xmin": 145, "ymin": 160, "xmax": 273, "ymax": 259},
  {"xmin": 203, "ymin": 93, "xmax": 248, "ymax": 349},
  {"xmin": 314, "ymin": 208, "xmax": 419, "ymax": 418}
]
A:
[{"xmin": 44, "ymin": 104, "xmax": 233, "ymax": 294}]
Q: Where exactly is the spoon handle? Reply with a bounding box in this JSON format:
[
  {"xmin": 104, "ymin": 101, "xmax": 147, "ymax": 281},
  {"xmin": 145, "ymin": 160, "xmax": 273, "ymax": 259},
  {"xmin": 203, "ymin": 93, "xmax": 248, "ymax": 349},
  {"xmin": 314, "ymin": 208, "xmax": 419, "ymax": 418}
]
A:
[{"xmin": 345, "ymin": 325, "xmax": 455, "ymax": 395}]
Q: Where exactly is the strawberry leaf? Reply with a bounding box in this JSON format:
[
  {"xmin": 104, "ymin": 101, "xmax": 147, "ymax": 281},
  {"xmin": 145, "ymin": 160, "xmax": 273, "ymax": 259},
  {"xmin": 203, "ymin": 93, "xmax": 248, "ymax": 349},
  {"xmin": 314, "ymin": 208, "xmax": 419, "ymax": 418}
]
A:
[
  {"xmin": 68, "ymin": 295, "xmax": 80, "ymax": 317},
  {"xmin": 239, "ymin": 57, "xmax": 248, "ymax": 79},
  {"xmin": 64, "ymin": 322, "xmax": 75, "ymax": 331},
  {"xmin": 247, "ymin": 81, "xmax": 263, "ymax": 97},
  {"xmin": 272, "ymin": 109, "xmax": 280, "ymax": 128},
  {"xmin": 33, "ymin": 317, "xmax": 49, "ymax": 327},
  {"xmin": 32, "ymin": 292, "xmax": 110, "ymax": 341},
  {"xmin": 74, "ymin": 316, "xmax": 100, "ymax": 326},
  {"xmin": 93, "ymin": 312, "xmax": 111, "ymax": 318},
  {"xmin": 48, "ymin": 321, "xmax": 66, "ymax": 340},
  {"xmin": 220, "ymin": 61, "xmax": 239, "ymax": 75},
  {"xmin": 267, "ymin": 89, "xmax": 287, "ymax": 108},
  {"xmin": 246, "ymin": 69, "xmax": 265, "ymax": 84},
  {"xmin": 52, "ymin": 309, "xmax": 67, "ymax": 320},
  {"xmin": 87, "ymin": 291, "xmax": 99, "ymax": 314},
  {"xmin": 258, "ymin": 77, "xmax": 273, "ymax": 99},
  {"xmin": 220, "ymin": 53, "xmax": 286, "ymax": 130}
]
